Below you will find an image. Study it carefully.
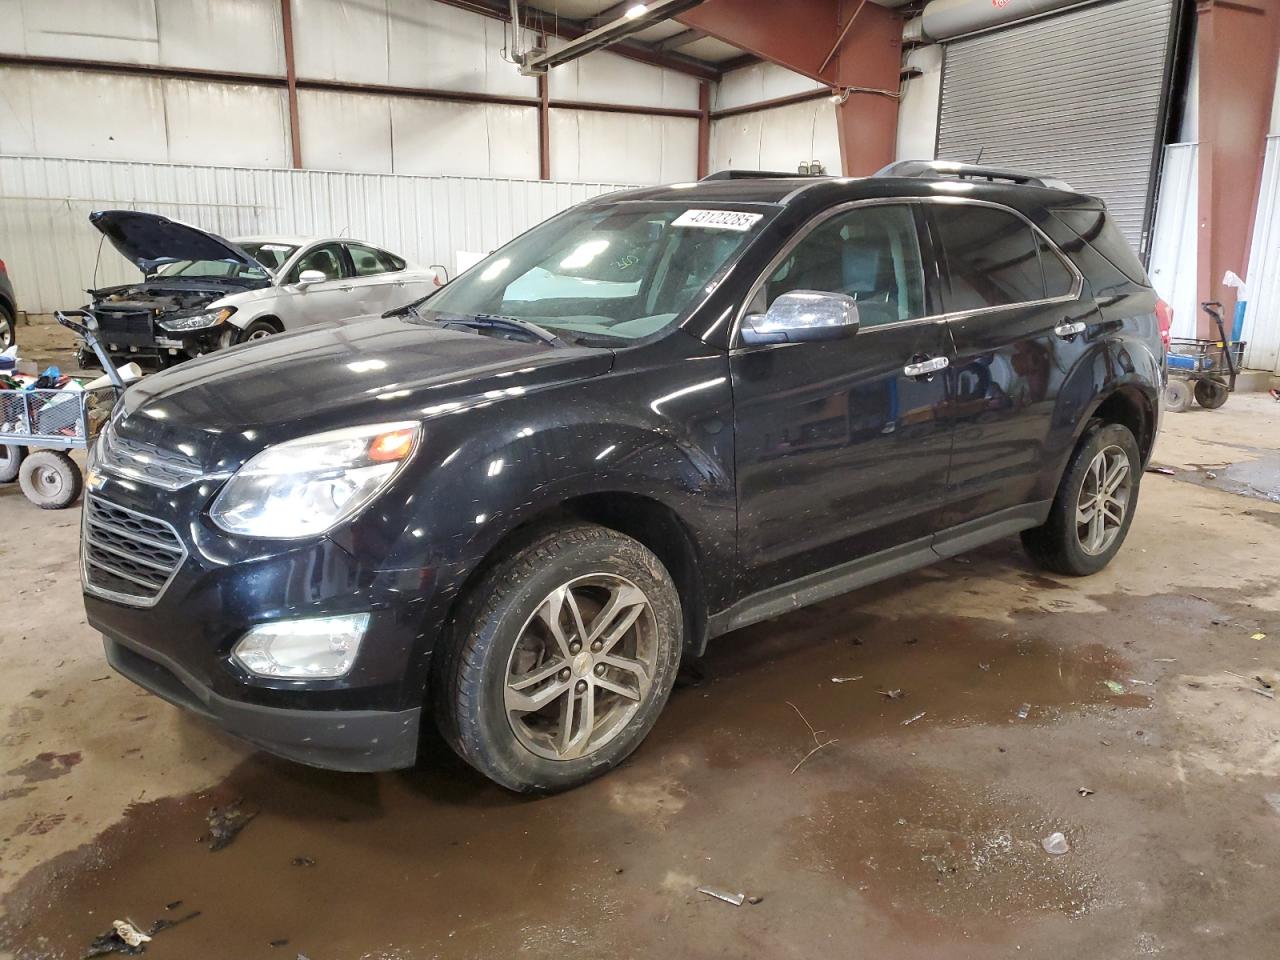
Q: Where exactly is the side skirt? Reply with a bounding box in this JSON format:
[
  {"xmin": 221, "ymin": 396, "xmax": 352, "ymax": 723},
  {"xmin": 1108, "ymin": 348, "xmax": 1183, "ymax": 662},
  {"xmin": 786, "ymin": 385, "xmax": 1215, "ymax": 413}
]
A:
[{"xmin": 707, "ymin": 501, "xmax": 1052, "ymax": 639}]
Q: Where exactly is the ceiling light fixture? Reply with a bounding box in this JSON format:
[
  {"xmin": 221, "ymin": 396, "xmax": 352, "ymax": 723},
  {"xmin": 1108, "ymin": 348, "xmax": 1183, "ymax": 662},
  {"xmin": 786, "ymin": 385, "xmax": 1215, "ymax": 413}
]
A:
[{"xmin": 625, "ymin": 4, "xmax": 648, "ymax": 18}]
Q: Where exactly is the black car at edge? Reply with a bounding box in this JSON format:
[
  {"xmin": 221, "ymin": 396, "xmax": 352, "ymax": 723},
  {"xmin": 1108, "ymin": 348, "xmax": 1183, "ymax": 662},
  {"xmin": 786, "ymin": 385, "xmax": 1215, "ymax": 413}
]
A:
[{"xmin": 82, "ymin": 161, "xmax": 1166, "ymax": 792}]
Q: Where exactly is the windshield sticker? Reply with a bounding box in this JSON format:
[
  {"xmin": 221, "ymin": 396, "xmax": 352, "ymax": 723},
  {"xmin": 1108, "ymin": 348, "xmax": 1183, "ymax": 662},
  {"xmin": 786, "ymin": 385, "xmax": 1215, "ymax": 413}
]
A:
[{"xmin": 672, "ymin": 209, "xmax": 763, "ymax": 232}]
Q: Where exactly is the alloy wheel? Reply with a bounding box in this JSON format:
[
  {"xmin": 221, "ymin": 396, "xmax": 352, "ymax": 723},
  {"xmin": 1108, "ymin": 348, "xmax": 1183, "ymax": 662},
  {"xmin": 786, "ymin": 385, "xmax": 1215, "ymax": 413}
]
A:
[
  {"xmin": 1076, "ymin": 444, "xmax": 1130, "ymax": 556},
  {"xmin": 505, "ymin": 574, "xmax": 657, "ymax": 762}
]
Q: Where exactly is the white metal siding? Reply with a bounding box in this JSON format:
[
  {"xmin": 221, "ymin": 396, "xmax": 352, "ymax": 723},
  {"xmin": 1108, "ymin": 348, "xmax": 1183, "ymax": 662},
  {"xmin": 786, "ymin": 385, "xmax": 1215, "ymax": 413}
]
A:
[
  {"xmin": 0, "ymin": 154, "xmax": 635, "ymax": 315},
  {"xmin": 937, "ymin": 0, "xmax": 1176, "ymax": 251},
  {"xmin": 1147, "ymin": 142, "xmax": 1198, "ymax": 340},
  {"xmin": 709, "ymin": 99, "xmax": 843, "ymax": 177},
  {"xmin": 1242, "ymin": 136, "xmax": 1280, "ymax": 373}
]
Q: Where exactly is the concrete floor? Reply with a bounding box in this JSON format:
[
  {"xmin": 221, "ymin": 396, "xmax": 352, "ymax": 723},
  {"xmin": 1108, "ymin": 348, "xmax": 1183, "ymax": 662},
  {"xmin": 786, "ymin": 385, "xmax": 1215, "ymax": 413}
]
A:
[{"xmin": 1, "ymin": 326, "xmax": 1279, "ymax": 958}]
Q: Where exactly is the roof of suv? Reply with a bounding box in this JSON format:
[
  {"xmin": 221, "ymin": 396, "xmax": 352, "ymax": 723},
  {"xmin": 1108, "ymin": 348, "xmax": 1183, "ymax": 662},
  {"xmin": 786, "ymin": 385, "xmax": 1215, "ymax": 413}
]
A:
[{"xmin": 601, "ymin": 164, "xmax": 1097, "ymax": 218}]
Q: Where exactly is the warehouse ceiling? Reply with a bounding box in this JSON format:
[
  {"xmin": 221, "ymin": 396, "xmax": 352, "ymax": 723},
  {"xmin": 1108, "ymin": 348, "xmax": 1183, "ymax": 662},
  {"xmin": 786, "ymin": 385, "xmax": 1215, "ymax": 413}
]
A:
[{"xmin": 521, "ymin": 1, "xmax": 755, "ymax": 73}]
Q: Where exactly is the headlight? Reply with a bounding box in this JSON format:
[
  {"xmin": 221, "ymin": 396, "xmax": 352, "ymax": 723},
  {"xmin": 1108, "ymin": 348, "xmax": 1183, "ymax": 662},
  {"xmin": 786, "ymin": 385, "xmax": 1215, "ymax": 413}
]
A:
[
  {"xmin": 209, "ymin": 421, "xmax": 420, "ymax": 539},
  {"xmin": 233, "ymin": 613, "xmax": 370, "ymax": 678},
  {"xmin": 158, "ymin": 307, "xmax": 234, "ymax": 332}
]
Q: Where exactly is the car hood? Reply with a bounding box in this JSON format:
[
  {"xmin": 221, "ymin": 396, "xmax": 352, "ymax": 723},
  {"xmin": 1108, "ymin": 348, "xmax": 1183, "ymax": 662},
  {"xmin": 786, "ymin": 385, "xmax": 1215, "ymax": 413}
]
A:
[
  {"xmin": 116, "ymin": 314, "xmax": 615, "ymax": 456},
  {"xmin": 90, "ymin": 210, "xmax": 271, "ymax": 277}
]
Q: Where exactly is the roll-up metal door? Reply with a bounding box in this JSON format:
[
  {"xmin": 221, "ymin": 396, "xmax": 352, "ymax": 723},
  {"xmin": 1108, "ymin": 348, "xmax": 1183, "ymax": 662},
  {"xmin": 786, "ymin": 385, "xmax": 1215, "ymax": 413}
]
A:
[{"xmin": 936, "ymin": 0, "xmax": 1178, "ymax": 254}]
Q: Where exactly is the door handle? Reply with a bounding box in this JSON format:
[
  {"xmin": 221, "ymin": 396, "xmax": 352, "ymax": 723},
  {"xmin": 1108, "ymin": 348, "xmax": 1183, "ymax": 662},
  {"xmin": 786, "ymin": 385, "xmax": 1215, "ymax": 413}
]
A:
[
  {"xmin": 903, "ymin": 356, "xmax": 949, "ymax": 378},
  {"xmin": 1054, "ymin": 321, "xmax": 1086, "ymax": 338}
]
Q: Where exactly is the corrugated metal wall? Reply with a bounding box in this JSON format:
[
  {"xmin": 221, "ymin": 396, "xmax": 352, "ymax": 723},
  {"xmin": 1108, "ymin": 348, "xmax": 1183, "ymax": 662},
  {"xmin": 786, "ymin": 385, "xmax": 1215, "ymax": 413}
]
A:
[
  {"xmin": 937, "ymin": 0, "xmax": 1177, "ymax": 252},
  {"xmin": 1242, "ymin": 136, "xmax": 1280, "ymax": 374},
  {"xmin": 0, "ymin": 154, "xmax": 635, "ymax": 315}
]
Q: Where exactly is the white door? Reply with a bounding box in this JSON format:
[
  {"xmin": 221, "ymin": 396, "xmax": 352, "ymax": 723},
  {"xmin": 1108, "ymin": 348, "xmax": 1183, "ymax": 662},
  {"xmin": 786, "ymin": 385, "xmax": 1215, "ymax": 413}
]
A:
[{"xmin": 276, "ymin": 242, "xmax": 362, "ymax": 329}]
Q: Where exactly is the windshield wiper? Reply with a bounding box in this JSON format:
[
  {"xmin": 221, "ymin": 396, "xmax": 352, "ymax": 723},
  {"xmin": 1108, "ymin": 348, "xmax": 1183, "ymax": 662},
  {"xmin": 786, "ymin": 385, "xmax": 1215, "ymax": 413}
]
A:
[{"xmin": 411, "ymin": 311, "xmax": 567, "ymax": 347}]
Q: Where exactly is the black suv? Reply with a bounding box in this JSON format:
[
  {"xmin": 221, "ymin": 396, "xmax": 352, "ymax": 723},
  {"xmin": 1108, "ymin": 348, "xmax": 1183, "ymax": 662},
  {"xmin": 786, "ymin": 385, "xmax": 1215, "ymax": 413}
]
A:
[{"xmin": 83, "ymin": 162, "xmax": 1164, "ymax": 792}]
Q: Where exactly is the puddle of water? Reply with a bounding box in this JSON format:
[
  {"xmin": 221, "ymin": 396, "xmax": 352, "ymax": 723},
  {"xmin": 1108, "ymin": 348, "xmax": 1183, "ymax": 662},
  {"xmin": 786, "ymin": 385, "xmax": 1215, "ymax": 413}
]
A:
[
  {"xmin": 1154, "ymin": 456, "xmax": 1280, "ymax": 504},
  {"xmin": 1, "ymin": 597, "xmax": 1143, "ymax": 959}
]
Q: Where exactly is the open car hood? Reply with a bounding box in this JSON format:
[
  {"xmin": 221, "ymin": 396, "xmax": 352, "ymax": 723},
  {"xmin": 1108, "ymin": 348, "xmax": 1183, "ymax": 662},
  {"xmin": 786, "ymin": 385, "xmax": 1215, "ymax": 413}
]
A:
[{"xmin": 89, "ymin": 210, "xmax": 270, "ymax": 277}]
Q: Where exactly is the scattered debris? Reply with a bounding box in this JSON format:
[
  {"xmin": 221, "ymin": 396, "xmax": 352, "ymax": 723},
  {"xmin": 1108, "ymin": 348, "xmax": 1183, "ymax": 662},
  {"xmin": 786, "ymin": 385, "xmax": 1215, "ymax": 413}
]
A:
[
  {"xmin": 830, "ymin": 676, "xmax": 863, "ymax": 684},
  {"xmin": 1251, "ymin": 632, "xmax": 1267, "ymax": 641},
  {"xmin": 269, "ymin": 939, "xmax": 289, "ymax": 948},
  {"xmin": 1153, "ymin": 658, "xmax": 1177, "ymax": 663},
  {"xmin": 1205, "ymin": 471, "xmax": 1218, "ymax": 480},
  {"xmin": 746, "ymin": 895, "xmax": 764, "ymax": 905},
  {"xmin": 85, "ymin": 921, "xmax": 151, "ymax": 957},
  {"xmin": 1251, "ymin": 688, "xmax": 1276, "ymax": 701},
  {"xmin": 1128, "ymin": 678, "xmax": 1154, "ymax": 686},
  {"xmin": 1102, "ymin": 680, "xmax": 1126, "ymax": 695},
  {"xmin": 1016, "ymin": 703, "xmax": 1031, "ymax": 720},
  {"xmin": 1147, "ymin": 466, "xmax": 1176, "ymax": 476},
  {"xmin": 1265, "ymin": 793, "xmax": 1280, "ymax": 817},
  {"xmin": 978, "ymin": 662, "xmax": 991, "ymax": 671},
  {"xmin": 291, "ymin": 856, "xmax": 316, "ymax": 867},
  {"xmin": 785, "ymin": 700, "xmax": 837, "ymax": 774},
  {"xmin": 1256, "ymin": 676, "xmax": 1274, "ymax": 690},
  {"xmin": 902, "ymin": 711, "xmax": 926, "ymax": 726},
  {"xmin": 203, "ymin": 799, "xmax": 257, "ymax": 851},
  {"xmin": 697, "ymin": 886, "xmax": 746, "ymax": 907},
  {"xmin": 164, "ymin": 901, "xmax": 183, "ymax": 912},
  {"xmin": 147, "ymin": 912, "xmax": 200, "ymax": 936},
  {"xmin": 1041, "ymin": 832, "xmax": 1070, "ymax": 856},
  {"xmin": 1078, "ymin": 787, "xmax": 1094, "ymax": 797},
  {"xmin": 877, "ymin": 688, "xmax": 904, "ymax": 700}
]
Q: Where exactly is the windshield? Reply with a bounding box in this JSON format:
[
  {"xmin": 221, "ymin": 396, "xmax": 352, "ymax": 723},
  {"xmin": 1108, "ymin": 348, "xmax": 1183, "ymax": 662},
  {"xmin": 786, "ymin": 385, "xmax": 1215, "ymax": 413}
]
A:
[
  {"xmin": 155, "ymin": 242, "xmax": 298, "ymax": 280},
  {"xmin": 420, "ymin": 203, "xmax": 772, "ymax": 342}
]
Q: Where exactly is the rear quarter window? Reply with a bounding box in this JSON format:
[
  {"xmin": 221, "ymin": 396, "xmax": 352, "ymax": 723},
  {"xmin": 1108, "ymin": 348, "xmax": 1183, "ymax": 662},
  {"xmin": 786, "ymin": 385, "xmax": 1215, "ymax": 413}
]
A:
[
  {"xmin": 933, "ymin": 206, "xmax": 1046, "ymax": 312},
  {"xmin": 1050, "ymin": 208, "xmax": 1149, "ymax": 286}
]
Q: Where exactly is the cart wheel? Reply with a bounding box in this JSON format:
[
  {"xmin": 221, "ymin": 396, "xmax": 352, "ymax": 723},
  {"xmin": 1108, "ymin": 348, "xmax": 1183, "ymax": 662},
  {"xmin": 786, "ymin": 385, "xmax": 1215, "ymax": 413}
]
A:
[
  {"xmin": 1193, "ymin": 376, "xmax": 1229, "ymax": 410},
  {"xmin": 1163, "ymin": 379, "xmax": 1192, "ymax": 413},
  {"xmin": 0, "ymin": 444, "xmax": 27, "ymax": 483},
  {"xmin": 18, "ymin": 450, "xmax": 83, "ymax": 509}
]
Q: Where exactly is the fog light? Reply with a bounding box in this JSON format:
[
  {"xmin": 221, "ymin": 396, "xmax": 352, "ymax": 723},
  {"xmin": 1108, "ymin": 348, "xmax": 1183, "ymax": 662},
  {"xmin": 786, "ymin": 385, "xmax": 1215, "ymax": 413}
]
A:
[{"xmin": 232, "ymin": 613, "xmax": 370, "ymax": 678}]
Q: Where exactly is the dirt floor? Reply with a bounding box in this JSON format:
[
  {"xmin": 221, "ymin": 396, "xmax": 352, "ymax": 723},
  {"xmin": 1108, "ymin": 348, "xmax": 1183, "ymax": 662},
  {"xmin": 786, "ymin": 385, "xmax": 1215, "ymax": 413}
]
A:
[{"xmin": 1, "ymin": 322, "xmax": 1279, "ymax": 959}]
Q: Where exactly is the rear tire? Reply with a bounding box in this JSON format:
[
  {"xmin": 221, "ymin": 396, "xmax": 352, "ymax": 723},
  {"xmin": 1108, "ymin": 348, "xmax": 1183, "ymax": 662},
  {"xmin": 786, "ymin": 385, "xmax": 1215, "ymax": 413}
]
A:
[
  {"xmin": 18, "ymin": 450, "xmax": 82, "ymax": 509},
  {"xmin": 0, "ymin": 303, "xmax": 14, "ymax": 351},
  {"xmin": 0, "ymin": 444, "xmax": 26, "ymax": 483},
  {"xmin": 1193, "ymin": 376, "xmax": 1229, "ymax": 409},
  {"xmin": 432, "ymin": 523, "xmax": 682, "ymax": 793},
  {"xmin": 1021, "ymin": 422, "xmax": 1141, "ymax": 577}
]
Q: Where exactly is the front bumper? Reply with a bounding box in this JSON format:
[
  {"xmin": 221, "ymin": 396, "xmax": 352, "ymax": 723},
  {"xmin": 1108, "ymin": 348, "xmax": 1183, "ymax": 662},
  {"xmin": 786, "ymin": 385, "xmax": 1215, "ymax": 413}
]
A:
[{"xmin": 104, "ymin": 632, "xmax": 421, "ymax": 772}]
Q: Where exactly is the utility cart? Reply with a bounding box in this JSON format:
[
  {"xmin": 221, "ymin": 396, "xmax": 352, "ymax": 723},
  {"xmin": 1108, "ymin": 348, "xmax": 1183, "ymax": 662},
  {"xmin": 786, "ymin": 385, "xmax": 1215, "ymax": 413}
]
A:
[
  {"xmin": 1163, "ymin": 301, "xmax": 1245, "ymax": 413},
  {"xmin": 0, "ymin": 311, "xmax": 126, "ymax": 508}
]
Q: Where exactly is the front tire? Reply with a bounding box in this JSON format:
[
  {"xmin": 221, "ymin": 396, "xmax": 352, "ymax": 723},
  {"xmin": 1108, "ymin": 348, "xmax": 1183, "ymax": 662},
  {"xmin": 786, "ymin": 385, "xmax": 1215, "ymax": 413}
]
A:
[
  {"xmin": 239, "ymin": 320, "xmax": 279, "ymax": 344},
  {"xmin": 432, "ymin": 523, "xmax": 682, "ymax": 793},
  {"xmin": 1022, "ymin": 422, "xmax": 1141, "ymax": 577}
]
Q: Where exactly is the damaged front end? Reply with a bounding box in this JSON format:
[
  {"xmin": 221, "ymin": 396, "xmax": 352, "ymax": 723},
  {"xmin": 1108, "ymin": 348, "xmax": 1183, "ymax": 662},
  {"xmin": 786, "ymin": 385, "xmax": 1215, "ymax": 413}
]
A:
[
  {"xmin": 83, "ymin": 210, "xmax": 273, "ymax": 367},
  {"xmin": 86, "ymin": 284, "xmax": 243, "ymax": 366},
  {"xmin": 87, "ymin": 284, "xmax": 244, "ymax": 366}
]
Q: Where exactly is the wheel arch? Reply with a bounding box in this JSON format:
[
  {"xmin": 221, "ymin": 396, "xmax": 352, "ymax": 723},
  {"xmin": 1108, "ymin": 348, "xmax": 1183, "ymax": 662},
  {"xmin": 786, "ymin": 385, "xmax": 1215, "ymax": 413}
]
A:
[
  {"xmin": 1082, "ymin": 382, "xmax": 1158, "ymax": 465},
  {"xmin": 438, "ymin": 491, "xmax": 710, "ymax": 667}
]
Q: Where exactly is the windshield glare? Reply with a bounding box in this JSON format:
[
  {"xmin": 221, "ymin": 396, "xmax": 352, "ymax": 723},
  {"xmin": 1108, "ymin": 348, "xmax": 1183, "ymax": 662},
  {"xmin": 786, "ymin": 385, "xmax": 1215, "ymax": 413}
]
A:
[
  {"xmin": 421, "ymin": 204, "xmax": 770, "ymax": 341},
  {"xmin": 155, "ymin": 242, "xmax": 298, "ymax": 280}
]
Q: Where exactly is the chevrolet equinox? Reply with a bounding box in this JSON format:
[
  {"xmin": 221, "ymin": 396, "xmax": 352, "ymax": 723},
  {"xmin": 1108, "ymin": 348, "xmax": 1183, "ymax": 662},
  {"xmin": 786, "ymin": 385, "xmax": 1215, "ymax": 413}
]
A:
[{"xmin": 82, "ymin": 162, "xmax": 1166, "ymax": 792}]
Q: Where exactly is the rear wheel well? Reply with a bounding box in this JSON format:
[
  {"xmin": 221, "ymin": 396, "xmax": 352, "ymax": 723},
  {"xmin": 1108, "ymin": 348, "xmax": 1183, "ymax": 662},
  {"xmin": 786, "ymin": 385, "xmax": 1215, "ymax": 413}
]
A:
[
  {"xmin": 444, "ymin": 494, "xmax": 708, "ymax": 665},
  {"xmin": 1091, "ymin": 387, "xmax": 1155, "ymax": 462}
]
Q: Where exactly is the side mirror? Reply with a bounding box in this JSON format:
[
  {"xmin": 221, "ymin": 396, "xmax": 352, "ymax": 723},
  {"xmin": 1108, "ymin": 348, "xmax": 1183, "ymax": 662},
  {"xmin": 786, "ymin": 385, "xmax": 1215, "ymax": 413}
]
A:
[
  {"xmin": 296, "ymin": 269, "xmax": 327, "ymax": 289},
  {"xmin": 740, "ymin": 290, "xmax": 860, "ymax": 345}
]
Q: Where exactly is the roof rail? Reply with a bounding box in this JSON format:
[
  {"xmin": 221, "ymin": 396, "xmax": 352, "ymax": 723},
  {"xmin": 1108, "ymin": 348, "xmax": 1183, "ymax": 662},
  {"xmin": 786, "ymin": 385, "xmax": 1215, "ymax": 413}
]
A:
[
  {"xmin": 874, "ymin": 160, "xmax": 1072, "ymax": 191},
  {"xmin": 700, "ymin": 169, "xmax": 824, "ymax": 181}
]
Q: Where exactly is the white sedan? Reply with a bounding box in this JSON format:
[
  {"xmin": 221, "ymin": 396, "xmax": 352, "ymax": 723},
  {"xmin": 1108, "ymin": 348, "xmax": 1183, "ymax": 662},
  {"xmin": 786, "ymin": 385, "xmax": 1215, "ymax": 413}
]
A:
[{"xmin": 85, "ymin": 211, "xmax": 444, "ymax": 365}]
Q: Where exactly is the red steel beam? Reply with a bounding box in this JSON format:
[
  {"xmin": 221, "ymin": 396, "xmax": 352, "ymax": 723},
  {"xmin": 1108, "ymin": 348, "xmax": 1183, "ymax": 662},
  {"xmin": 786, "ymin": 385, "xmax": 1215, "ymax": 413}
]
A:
[
  {"xmin": 280, "ymin": 0, "xmax": 302, "ymax": 169},
  {"xmin": 675, "ymin": 0, "xmax": 902, "ymax": 176},
  {"xmin": 697, "ymin": 80, "xmax": 711, "ymax": 178},
  {"xmin": 538, "ymin": 72, "xmax": 551, "ymax": 180},
  {"xmin": 1195, "ymin": 0, "xmax": 1280, "ymax": 337}
]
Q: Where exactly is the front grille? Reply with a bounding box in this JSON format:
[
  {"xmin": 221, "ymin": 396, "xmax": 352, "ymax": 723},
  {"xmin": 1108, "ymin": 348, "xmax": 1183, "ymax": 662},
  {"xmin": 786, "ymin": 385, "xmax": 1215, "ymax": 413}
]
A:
[
  {"xmin": 98, "ymin": 419, "xmax": 205, "ymax": 490},
  {"xmin": 82, "ymin": 497, "xmax": 187, "ymax": 606}
]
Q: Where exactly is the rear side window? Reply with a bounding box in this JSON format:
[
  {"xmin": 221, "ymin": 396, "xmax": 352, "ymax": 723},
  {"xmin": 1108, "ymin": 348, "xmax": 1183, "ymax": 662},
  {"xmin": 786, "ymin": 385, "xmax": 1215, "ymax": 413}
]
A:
[
  {"xmin": 933, "ymin": 206, "xmax": 1046, "ymax": 312},
  {"xmin": 763, "ymin": 203, "xmax": 927, "ymax": 329},
  {"xmin": 1039, "ymin": 239, "xmax": 1077, "ymax": 297},
  {"xmin": 1050, "ymin": 207, "xmax": 1149, "ymax": 285}
]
